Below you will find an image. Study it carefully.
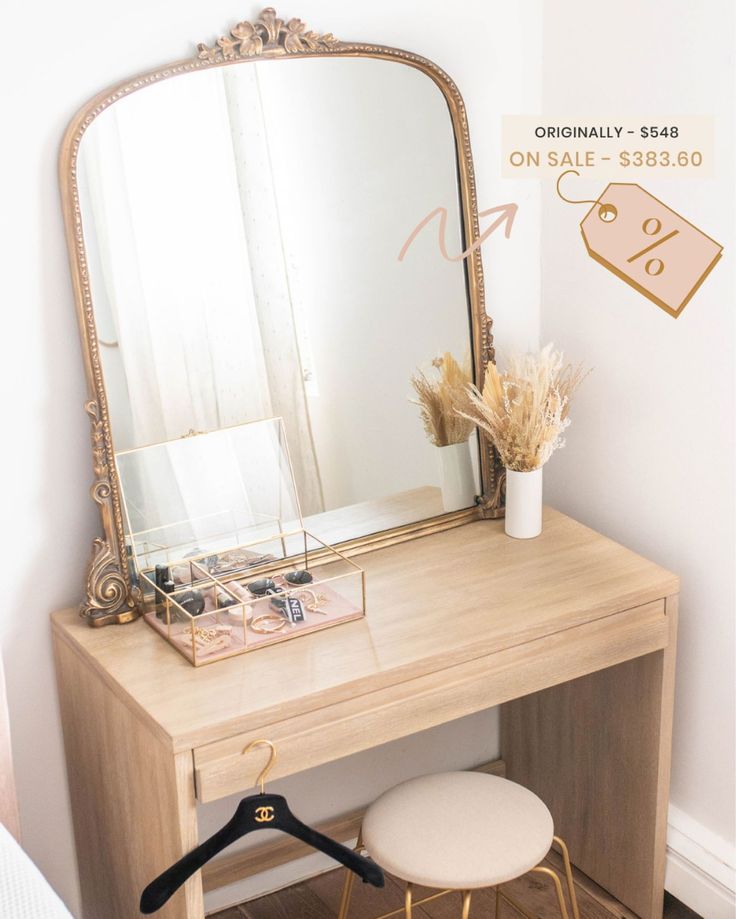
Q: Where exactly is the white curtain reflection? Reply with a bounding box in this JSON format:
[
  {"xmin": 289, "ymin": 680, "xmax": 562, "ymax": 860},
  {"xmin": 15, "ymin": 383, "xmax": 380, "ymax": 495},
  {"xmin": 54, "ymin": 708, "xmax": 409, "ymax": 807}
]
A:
[
  {"xmin": 80, "ymin": 70, "xmax": 324, "ymax": 515},
  {"xmin": 223, "ymin": 67, "xmax": 325, "ymax": 517},
  {"xmin": 117, "ymin": 420, "xmax": 304, "ymax": 568}
]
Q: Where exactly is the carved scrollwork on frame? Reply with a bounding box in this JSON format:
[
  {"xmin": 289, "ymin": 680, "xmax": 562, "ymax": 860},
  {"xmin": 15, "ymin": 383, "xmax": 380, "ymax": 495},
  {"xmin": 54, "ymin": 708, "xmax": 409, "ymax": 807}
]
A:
[
  {"xmin": 81, "ymin": 538, "xmax": 138, "ymax": 626},
  {"xmin": 80, "ymin": 402, "xmax": 140, "ymax": 625},
  {"xmin": 477, "ymin": 465, "xmax": 505, "ymax": 517},
  {"xmin": 197, "ymin": 7, "xmax": 340, "ymax": 62},
  {"xmin": 480, "ymin": 313, "xmax": 495, "ymax": 368},
  {"xmin": 86, "ymin": 399, "xmax": 109, "ymax": 485},
  {"xmin": 474, "ymin": 313, "xmax": 505, "ymax": 518}
]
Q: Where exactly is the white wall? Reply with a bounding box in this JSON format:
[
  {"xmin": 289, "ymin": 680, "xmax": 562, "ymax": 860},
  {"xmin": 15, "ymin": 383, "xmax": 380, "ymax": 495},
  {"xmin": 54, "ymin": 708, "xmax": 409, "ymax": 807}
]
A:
[
  {"xmin": 0, "ymin": 2, "xmax": 541, "ymax": 915},
  {"xmin": 540, "ymin": 1, "xmax": 736, "ymax": 914}
]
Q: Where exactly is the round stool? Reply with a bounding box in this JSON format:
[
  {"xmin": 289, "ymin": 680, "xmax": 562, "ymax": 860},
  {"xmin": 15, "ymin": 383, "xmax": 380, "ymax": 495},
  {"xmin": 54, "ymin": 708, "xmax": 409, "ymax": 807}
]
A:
[{"xmin": 338, "ymin": 772, "xmax": 580, "ymax": 919}]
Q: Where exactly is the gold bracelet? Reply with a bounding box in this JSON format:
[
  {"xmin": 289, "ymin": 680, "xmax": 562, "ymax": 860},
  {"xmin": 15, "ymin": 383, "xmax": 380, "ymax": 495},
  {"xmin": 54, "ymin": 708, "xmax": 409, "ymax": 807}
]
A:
[{"xmin": 249, "ymin": 613, "xmax": 288, "ymax": 634}]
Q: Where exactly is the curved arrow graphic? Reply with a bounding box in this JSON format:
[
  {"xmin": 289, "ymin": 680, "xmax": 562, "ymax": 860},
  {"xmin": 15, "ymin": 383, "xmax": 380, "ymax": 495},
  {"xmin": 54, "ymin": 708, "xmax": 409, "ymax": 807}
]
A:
[{"xmin": 398, "ymin": 202, "xmax": 518, "ymax": 262}]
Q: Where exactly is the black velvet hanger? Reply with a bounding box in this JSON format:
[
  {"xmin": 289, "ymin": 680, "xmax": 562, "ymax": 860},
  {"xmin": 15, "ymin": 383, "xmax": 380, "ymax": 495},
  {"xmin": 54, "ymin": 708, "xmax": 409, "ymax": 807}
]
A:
[{"xmin": 140, "ymin": 742, "xmax": 384, "ymax": 914}]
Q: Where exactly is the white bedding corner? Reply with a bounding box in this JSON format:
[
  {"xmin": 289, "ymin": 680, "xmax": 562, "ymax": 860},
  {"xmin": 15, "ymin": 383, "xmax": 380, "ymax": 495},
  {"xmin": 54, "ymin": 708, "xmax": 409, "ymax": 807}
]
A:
[{"xmin": 0, "ymin": 823, "xmax": 74, "ymax": 918}]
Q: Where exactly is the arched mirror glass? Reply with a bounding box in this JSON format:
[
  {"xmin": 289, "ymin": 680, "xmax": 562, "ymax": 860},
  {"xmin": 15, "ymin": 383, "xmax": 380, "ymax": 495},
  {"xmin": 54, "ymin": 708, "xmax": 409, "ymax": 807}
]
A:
[{"xmin": 62, "ymin": 12, "xmax": 497, "ymax": 623}]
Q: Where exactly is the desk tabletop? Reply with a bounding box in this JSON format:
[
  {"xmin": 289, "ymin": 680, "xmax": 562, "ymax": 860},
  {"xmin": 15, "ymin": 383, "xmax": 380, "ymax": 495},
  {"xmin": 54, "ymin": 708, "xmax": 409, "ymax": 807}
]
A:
[{"xmin": 52, "ymin": 508, "xmax": 678, "ymax": 751}]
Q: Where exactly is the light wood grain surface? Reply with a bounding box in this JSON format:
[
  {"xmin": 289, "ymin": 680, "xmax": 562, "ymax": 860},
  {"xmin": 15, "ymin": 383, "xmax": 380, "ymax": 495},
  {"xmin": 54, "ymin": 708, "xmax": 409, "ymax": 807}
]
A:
[
  {"xmin": 52, "ymin": 509, "xmax": 677, "ymax": 755},
  {"xmin": 193, "ymin": 598, "xmax": 668, "ymax": 802},
  {"xmin": 54, "ymin": 632, "xmax": 204, "ymax": 918},
  {"xmin": 501, "ymin": 596, "xmax": 678, "ymax": 919},
  {"xmin": 52, "ymin": 508, "xmax": 679, "ymax": 919}
]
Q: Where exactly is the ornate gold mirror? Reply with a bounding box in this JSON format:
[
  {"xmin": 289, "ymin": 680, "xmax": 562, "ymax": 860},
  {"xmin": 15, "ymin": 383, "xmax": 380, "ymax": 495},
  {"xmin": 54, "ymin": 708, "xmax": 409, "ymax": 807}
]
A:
[{"xmin": 60, "ymin": 8, "xmax": 502, "ymax": 626}]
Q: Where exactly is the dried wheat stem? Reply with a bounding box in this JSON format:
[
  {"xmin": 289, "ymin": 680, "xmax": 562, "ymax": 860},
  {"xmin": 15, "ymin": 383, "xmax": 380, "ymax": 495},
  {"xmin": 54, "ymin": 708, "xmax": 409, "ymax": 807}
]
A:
[{"xmin": 457, "ymin": 344, "xmax": 589, "ymax": 472}]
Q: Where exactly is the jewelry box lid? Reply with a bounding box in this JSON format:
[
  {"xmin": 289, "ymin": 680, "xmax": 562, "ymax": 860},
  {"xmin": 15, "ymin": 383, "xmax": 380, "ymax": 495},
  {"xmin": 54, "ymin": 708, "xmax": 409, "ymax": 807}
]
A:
[{"xmin": 114, "ymin": 417, "xmax": 304, "ymax": 573}]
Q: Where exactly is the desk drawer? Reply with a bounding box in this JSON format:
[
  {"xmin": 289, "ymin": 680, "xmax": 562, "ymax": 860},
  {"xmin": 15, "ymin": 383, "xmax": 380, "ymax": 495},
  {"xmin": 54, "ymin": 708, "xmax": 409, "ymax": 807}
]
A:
[{"xmin": 193, "ymin": 599, "xmax": 668, "ymax": 802}]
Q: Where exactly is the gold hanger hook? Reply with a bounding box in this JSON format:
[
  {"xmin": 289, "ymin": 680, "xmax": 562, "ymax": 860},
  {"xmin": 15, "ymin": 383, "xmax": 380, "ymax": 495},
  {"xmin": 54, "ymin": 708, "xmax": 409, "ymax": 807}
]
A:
[{"xmin": 242, "ymin": 739, "xmax": 277, "ymax": 794}]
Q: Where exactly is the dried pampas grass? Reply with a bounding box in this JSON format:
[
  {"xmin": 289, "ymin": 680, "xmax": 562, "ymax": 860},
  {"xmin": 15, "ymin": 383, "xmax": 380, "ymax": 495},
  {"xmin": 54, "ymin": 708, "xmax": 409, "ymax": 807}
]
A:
[
  {"xmin": 459, "ymin": 344, "xmax": 589, "ymax": 472},
  {"xmin": 411, "ymin": 353, "xmax": 475, "ymax": 447}
]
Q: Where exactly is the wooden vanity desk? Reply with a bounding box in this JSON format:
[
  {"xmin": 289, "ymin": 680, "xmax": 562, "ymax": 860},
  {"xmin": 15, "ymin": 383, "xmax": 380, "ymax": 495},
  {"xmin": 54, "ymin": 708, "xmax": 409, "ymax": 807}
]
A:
[{"xmin": 52, "ymin": 508, "xmax": 678, "ymax": 919}]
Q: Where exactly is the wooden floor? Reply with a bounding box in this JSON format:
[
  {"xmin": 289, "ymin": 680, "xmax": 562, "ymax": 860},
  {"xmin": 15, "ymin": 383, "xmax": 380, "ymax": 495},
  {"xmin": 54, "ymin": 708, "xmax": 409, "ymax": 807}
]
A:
[{"xmin": 210, "ymin": 854, "xmax": 701, "ymax": 918}]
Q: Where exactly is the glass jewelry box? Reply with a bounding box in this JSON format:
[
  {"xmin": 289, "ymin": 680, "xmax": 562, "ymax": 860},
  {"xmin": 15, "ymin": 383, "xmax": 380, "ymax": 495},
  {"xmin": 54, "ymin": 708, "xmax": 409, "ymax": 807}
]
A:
[{"xmin": 114, "ymin": 418, "xmax": 366, "ymax": 666}]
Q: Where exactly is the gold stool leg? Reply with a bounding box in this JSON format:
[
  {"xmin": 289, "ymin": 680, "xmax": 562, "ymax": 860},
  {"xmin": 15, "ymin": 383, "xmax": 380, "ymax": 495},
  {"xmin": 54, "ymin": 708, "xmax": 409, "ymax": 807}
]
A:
[
  {"xmin": 553, "ymin": 836, "xmax": 580, "ymax": 919},
  {"xmin": 531, "ymin": 867, "xmax": 569, "ymax": 919},
  {"xmin": 404, "ymin": 882, "xmax": 413, "ymax": 918},
  {"xmin": 461, "ymin": 890, "xmax": 472, "ymax": 918},
  {"xmin": 337, "ymin": 829, "xmax": 363, "ymax": 919}
]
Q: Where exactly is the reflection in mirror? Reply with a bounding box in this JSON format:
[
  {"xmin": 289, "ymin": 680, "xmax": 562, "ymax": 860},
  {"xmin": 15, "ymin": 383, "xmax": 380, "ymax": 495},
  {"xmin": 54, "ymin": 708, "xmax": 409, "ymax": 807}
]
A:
[
  {"xmin": 115, "ymin": 419, "xmax": 366, "ymax": 665},
  {"xmin": 78, "ymin": 57, "xmax": 479, "ymax": 546},
  {"xmin": 115, "ymin": 419, "xmax": 303, "ymax": 571}
]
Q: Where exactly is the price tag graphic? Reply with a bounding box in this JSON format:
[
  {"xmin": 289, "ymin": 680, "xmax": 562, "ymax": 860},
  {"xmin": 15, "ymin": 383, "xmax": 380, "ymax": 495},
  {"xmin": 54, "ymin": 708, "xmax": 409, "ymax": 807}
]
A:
[{"xmin": 559, "ymin": 174, "xmax": 722, "ymax": 317}]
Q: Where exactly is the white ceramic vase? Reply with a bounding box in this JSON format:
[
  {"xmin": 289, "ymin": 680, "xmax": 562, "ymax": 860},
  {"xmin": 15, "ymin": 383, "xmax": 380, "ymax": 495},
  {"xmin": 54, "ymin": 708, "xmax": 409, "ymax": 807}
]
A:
[
  {"xmin": 437, "ymin": 441, "xmax": 476, "ymax": 512},
  {"xmin": 504, "ymin": 467, "xmax": 543, "ymax": 539}
]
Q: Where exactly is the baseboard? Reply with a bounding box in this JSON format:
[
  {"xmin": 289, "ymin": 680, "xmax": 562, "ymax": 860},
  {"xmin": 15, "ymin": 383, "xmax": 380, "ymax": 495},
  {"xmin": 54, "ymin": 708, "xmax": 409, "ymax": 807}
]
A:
[{"xmin": 665, "ymin": 805, "xmax": 735, "ymax": 919}]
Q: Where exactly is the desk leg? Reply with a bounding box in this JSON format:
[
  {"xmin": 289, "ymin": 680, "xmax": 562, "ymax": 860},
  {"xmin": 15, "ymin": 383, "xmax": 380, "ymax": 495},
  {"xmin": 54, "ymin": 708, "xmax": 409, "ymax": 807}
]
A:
[
  {"xmin": 54, "ymin": 634, "xmax": 204, "ymax": 919},
  {"xmin": 501, "ymin": 596, "xmax": 677, "ymax": 919}
]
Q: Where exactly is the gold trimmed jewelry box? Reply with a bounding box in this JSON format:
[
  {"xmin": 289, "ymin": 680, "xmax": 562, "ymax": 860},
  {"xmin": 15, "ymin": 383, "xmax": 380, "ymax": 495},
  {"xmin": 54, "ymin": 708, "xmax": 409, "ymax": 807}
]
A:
[{"xmin": 115, "ymin": 418, "xmax": 366, "ymax": 666}]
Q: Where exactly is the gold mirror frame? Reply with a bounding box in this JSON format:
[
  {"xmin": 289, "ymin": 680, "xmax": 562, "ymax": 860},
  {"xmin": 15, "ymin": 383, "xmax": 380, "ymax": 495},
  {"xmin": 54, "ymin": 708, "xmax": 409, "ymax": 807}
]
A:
[{"xmin": 59, "ymin": 8, "xmax": 504, "ymax": 627}]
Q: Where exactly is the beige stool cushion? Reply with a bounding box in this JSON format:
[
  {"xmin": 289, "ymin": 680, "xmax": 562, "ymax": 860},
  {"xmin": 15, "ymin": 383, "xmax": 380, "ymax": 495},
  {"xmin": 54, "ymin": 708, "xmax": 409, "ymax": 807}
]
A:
[{"xmin": 361, "ymin": 772, "xmax": 553, "ymax": 890}]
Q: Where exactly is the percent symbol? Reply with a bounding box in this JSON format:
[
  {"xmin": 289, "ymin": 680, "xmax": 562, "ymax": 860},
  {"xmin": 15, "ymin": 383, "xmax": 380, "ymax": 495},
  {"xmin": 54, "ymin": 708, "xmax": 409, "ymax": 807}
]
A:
[{"xmin": 626, "ymin": 218, "xmax": 679, "ymax": 276}]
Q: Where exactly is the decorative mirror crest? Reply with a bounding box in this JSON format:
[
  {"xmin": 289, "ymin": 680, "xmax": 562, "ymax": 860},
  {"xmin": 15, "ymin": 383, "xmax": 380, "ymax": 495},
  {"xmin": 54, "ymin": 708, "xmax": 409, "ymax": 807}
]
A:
[{"xmin": 197, "ymin": 8, "xmax": 340, "ymax": 62}]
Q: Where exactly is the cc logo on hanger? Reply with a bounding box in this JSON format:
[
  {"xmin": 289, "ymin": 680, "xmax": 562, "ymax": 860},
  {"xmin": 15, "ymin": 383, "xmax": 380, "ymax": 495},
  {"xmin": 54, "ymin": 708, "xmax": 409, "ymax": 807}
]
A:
[{"xmin": 255, "ymin": 806, "xmax": 275, "ymax": 823}]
